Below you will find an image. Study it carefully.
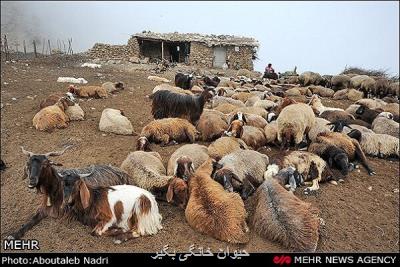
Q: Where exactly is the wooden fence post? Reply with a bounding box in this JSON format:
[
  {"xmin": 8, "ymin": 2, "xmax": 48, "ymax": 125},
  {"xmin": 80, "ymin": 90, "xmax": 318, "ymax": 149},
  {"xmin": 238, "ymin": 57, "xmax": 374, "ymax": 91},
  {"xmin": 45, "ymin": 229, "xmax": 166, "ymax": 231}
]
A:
[
  {"xmin": 23, "ymin": 40, "xmax": 26, "ymax": 55},
  {"xmin": 48, "ymin": 40, "xmax": 51, "ymax": 55},
  {"xmin": 4, "ymin": 35, "xmax": 10, "ymax": 61},
  {"xmin": 33, "ymin": 40, "xmax": 37, "ymax": 58}
]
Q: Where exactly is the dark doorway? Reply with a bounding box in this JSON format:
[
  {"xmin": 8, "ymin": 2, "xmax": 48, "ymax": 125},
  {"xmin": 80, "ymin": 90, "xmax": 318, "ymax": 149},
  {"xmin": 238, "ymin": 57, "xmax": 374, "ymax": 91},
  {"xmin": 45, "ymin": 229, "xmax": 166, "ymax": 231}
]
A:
[{"xmin": 166, "ymin": 42, "xmax": 190, "ymax": 63}]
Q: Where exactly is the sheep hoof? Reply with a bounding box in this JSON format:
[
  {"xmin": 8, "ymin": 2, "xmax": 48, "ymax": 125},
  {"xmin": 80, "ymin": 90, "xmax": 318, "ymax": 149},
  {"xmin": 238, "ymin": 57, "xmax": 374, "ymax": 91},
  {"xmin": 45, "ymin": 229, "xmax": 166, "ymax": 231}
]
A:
[
  {"xmin": 132, "ymin": 231, "xmax": 140, "ymax": 238},
  {"xmin": 329, "ymin": 180, "xmax": 338, "ymax": 186},
  {"xmin": 338, "ymin": 179, "xmax": 345, "ymax": 183},
  {"xmin": 369, "ymin": 171, "xmax": 376, "ymax": 176}
]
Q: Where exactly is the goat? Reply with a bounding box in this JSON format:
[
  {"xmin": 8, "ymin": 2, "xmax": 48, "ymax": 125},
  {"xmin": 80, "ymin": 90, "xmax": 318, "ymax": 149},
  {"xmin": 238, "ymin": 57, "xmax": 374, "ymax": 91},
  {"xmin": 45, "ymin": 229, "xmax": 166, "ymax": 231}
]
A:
[
  {"xmin": 175, "ymin": 73, "xmax": 194, "ymax": 89},
  {"xmin": 151, "ymin": 89, "xmax": 214, "ymax": 124},
  {"xmin": 66, "ymin": 179, "xmax": 162, "ymax": 243}
]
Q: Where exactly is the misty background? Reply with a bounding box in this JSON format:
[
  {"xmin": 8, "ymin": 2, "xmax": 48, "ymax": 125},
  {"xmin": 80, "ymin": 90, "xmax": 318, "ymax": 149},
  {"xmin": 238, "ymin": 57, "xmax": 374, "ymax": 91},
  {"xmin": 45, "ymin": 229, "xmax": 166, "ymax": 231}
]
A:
[{"xmin": 1, "ymin": 1, "xmax": 399, "ymax": 76}]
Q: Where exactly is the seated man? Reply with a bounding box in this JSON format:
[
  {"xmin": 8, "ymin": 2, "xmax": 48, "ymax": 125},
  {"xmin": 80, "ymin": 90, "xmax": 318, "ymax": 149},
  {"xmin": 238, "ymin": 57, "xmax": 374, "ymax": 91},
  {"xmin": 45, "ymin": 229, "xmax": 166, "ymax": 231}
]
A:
[{"xmin": 263, "ymin": 63, "xmax": 278, "ymax": 80}]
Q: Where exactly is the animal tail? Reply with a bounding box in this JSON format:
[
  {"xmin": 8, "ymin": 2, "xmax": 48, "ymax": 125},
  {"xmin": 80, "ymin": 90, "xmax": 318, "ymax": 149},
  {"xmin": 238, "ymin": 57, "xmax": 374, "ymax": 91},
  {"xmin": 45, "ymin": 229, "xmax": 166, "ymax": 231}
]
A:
[
  {"xmin": 134, "ymin": 193, "xmax": 163, "ymax": 236},
  {"xmin": 250, "ymin": 179, "xmax": 320, "ymax": 252}
]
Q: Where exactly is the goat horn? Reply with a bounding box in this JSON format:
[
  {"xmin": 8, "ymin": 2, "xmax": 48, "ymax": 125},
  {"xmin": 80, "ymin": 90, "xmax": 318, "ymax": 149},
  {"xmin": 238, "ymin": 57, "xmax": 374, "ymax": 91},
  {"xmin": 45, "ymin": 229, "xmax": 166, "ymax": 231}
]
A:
[
  {"xmin": 80, "ymin": 166, "xmax": 95, "ymax": 178},
  {"xmin": 21, "ymin": 146, "xmax": 34, "ymax": 157},
  {"xmin": 43, "ymin": 145, "xmax": 73, "ymax": 157}
]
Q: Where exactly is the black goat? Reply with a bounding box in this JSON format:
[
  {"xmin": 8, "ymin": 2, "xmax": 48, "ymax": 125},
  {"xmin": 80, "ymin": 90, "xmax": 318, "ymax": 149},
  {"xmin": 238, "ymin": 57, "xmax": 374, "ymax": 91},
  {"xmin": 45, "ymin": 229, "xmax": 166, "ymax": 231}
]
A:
[
  {"xmin": 203, "ymin": 76, "xmax": 220, "ymax": 87},
  {"xmin": 175, "ymin": 73, "xmax": 193, "ymax": 90},
  {"xmin": 151, "ymin": 89, "xmax": 214, "ymax": 124}
]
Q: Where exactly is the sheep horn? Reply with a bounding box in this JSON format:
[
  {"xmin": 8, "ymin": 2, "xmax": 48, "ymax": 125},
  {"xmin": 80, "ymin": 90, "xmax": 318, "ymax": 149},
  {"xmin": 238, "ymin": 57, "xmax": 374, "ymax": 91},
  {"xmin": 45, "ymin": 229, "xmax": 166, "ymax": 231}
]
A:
[
  {"xmin": 21, "ymin": 146, "xmax": 34, "ymax": 157},
  {"xmin": 43, "ymin": 145, "xmax": 73, "ymax": 157}
]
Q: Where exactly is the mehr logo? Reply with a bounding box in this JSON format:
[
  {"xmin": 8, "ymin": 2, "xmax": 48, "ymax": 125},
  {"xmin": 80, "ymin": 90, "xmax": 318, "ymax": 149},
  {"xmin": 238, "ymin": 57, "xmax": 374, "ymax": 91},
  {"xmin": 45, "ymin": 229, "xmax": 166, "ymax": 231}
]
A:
[{"xmin": 3, "ymin": 239, "xmax": 40, "ymax": 250}]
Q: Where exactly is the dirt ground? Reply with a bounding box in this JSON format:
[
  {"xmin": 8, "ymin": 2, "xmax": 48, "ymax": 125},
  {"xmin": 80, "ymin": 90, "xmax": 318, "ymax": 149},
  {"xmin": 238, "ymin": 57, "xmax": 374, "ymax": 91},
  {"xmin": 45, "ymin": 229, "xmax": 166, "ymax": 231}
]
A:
[{"xmin": 0, "ymin": 56, "xmax": 399, "ymax": 253}]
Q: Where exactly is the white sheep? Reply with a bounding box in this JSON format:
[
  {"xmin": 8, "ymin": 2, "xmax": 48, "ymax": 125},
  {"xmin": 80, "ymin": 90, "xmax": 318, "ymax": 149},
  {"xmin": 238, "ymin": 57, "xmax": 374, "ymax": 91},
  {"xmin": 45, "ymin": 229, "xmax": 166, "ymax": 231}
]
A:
[
  {"xmin": 120, "ymin": 151, "xmax": 171, "ymax": 191},
  {"xmin": 65, "ymin": 104, "xmax": 85, "ymax": 121},
  {"xmin": 99, "ymin": 108, "xmax": 134, "ymax": 135},
  {"xmin": 371, "ymin": 112, "xmax": 399, "ymax": 138}
]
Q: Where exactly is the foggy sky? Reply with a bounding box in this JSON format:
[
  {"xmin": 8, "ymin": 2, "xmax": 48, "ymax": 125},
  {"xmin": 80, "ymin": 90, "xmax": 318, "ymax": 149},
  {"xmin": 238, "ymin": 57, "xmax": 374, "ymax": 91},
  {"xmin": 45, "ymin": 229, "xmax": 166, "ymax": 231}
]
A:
[{"xmin": 1, "ymin": 1, "xmax": 399, "ymax": 75}]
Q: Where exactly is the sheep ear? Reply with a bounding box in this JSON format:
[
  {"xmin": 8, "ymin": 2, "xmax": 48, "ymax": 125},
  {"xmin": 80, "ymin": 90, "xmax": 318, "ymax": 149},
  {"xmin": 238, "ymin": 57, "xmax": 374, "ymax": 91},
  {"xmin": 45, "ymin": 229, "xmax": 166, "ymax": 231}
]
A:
[
  {"xmin": 79, "ymin": 179, "xmax": 90, "ymax": 209},
  {"xmin": 166, "ymin": 180, "xmax": 174, "ymax": 203}
]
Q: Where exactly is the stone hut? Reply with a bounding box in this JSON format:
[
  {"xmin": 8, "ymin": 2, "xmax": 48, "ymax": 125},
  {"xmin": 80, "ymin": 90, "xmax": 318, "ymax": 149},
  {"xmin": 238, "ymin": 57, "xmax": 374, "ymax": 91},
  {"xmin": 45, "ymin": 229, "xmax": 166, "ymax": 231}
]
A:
[{"xmin": 88, "ymin": 31, "xmax": 259, "ymax": 70}]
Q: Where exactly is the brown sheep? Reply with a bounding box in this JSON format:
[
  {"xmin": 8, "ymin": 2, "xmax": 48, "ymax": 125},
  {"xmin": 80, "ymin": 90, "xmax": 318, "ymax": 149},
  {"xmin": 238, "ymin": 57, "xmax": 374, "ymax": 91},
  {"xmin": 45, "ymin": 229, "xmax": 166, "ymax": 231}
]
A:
[
  {"xmin": 226, "ymin": 120, "xmax": 267, "ymax": 150},
  {"xmin": 196, "ymin": 110, "xmax": 228, "ymax": 141},
  {"xmin": 227, "ymin": 112, "xmax": 268, "ymax": 129},
  {"xmin": 185, "ymin": 159, "xmax": 250, "ymax": 244},
  {"xmin": 231, "ymin": 92, "xmax": 253, "ymax": 103},
  {"xmin": 213, "ymin": 103, "xmax": 240, "ymax": 114},
  {"xmin": 273, "ymin": 97, "xmax": 297, "ymax": 115},
  {"xmin": 319, "ymin": 110, "xmax": 355, "ymax": 122},
  {"xmin": 39, "ymin": 92, "xmax": 75, "ymax": 110},
  {"xmin": 208, "ymin": 136, "xmax": 248, "ymax": 161},
  {"xmin": 233, "ymin": 106, "xmax": 268, "ymax": 119},
  {"xmin": 247, "ymin": 179, "xmax": 320, "ymax": 252},
  {"xmin": 69, "ymin": 85, "xmax": 108, "ymax": 98},
  {"xmin": 137, "ymin": 118, "xmax": 199, "ymax": 149},
  {"xmin": 167, "ymin": 144, "xmax": 210, "ymax": 177},
  {"xmin": 32, "ymin": 97, "xmax": 74, "ymax": 132}
]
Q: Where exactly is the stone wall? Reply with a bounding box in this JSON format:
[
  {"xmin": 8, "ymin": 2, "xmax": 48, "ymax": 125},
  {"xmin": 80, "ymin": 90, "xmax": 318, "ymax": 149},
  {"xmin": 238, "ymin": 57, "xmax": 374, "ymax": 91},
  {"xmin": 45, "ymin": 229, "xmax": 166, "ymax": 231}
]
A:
[
  {"xmin": 189, "ymin": 42, "xmax": 214, "ymax": 68},
  {"xmin": 87, "ymin": 43, "xmax": 131, "ymax": 59},
  {"xmin": 226, "ymin": 46, "xmax": 254, "ymax": 70},
  {"xmin": 127, "ymin": 37, "xmax": 140, "ymax": 58}
]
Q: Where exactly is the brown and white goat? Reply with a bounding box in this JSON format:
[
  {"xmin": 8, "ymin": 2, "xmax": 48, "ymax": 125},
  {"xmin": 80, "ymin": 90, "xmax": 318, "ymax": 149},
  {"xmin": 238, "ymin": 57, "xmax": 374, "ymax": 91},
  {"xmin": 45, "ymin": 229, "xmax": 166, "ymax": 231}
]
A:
[{"xmin": 66, "ymin": 180, "xmax": 162, "ymax": 243}]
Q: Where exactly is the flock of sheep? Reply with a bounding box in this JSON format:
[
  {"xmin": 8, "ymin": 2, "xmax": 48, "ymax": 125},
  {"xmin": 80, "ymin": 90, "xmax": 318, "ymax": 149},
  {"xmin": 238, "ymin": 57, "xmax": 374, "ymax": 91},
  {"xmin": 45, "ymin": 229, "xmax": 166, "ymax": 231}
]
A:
[{"xmin": 7, "ymin": 67, "xmax": 399, "ymax": 252}]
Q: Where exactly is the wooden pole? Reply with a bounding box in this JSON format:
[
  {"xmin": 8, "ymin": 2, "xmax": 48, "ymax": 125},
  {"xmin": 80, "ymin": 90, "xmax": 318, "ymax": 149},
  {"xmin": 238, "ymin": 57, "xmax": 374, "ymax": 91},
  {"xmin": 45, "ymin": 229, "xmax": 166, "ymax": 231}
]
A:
[
  {"xmin": 48, "ymin": 40, "xmax": 51, "ymax": 55},
  {"xmin": 63, "ymin": 40, "xmax": 66, "ymax": 53},
  {"xmin": 161, "ymin": 41, "xmax": 164, "ymax": 61},
  {"xmin": 41, "ymin": 39, "xmax": 45, "ymax": 54},
  {"xmin": 23, "ymin": 40, "xmax": 26, "ymax": 55},
  {"xmin": 4, "ymin": 35, "xmax": 10, "ymax": 61},
  {"xmin": 33, "ymin": 40, "xmax": 37, "ymax": 58},
  {"xmin": 70, "ymin": 38, "xmax": 73, "ymax": 55}
]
